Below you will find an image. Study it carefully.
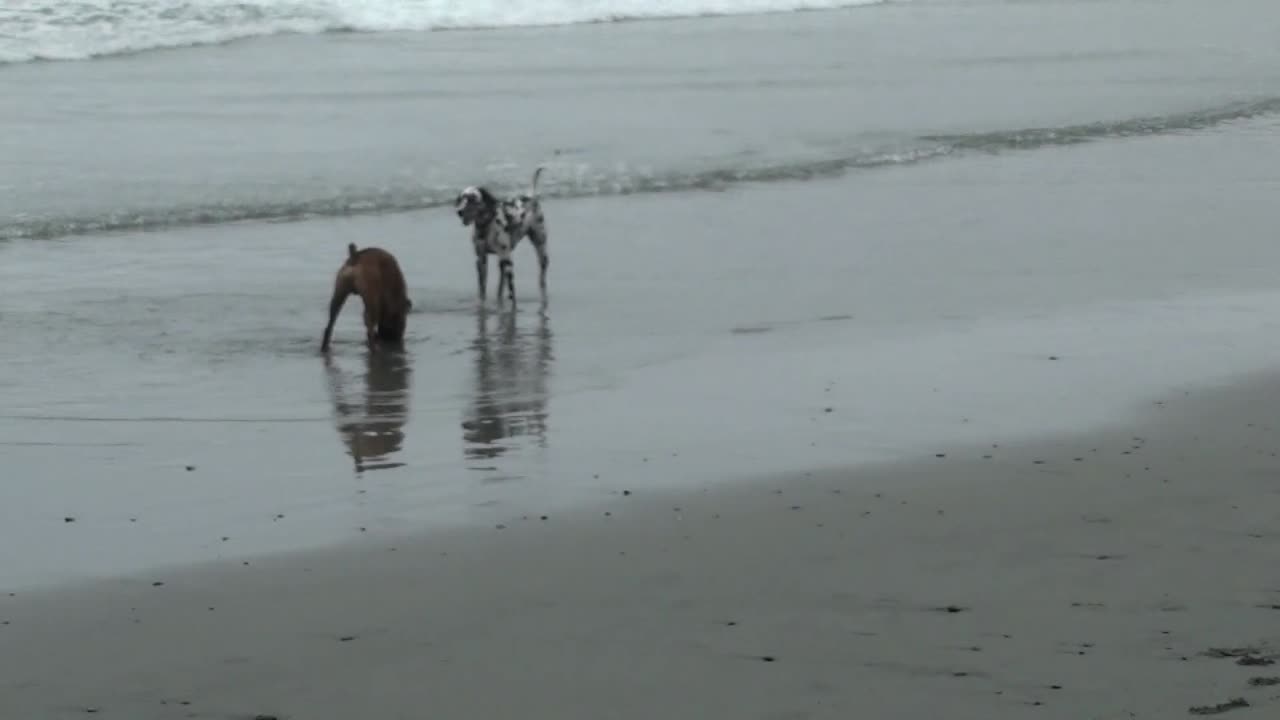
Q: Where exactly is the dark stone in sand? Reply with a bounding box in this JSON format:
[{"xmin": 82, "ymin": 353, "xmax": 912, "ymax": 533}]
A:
[
  {"xmin": 495, "ymin": 524, "xmax": 506, "ymax": 530},
  {"xmin": 623, "ymin": 490, "xmax": 631, "ymax": 496},
  {"xmin": 151, "ymin": 581, "xmax": 164, "ymax": 587},
  {"xmin": 760, "ymin": 656, "xmax": 776, "ymax": 662},
  {"xmin": 84, "ymin": 709, "xmax": 99, "ymax": 714},
  {"xmin": 1048, "ymin": 356, "xmax": 1060, "ymax": 360},
  {"xmin": 185, "ymin": 466, "xmax": 195, "ymax": 471},
  {"xmin": 726, "ymin": 621, "xmax": 738, "ymax": 627},
  {"xmin": 936, "ymin": 605, "xmax": 968, "ymax": 614},
  {"xmin": 1248, "ymin": 677, "xmax": 1280, "ymax": 687},
  {"xmin": 339, "ymin": 636, "xmax": 355, "ymax": 642},
  {"xmin": 936, "ymin": 453, "xmax": 946, "ymax": 458},
  {"xmin": 824, "ymin": 407, "xmax": 833, "ymax": 413},
  {"xmin": 64, "ymin": 517, "xmax": 75, "ymax": 523},
  {"xmin": 540, "ymin": 515, "xmax": 548, "ymax": 521},
  {"xmin": 253, "ymin": 716, "xmax": 280, "ymax": 720},
  {"xmin": 1189, "ymin": 698, "xmax": 1249, "ymax": 715}
]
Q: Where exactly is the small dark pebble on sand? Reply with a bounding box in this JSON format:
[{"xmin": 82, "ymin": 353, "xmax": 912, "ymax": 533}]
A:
[
  {"xmin": 151, "ymin": 581, "xmax": 164, "ymax": 587},
  {"xmin": 1189, "ymin": 698, "xmax": 1250, "ymax": 715},
  {"xmin": 1049, "ymin": 355, "xmax": 1059, "ymax": 360},
  {"xmin": 339, "ymin": 636, "xmax": 355, "ymax": 642},
  {"xmin": 84, "ymin": 709, "xmax": 99, "ymax": 714},
  {"xmin": 760, "ymin": 656, "xmax": 776, "ymax": 662},
  {"xmin": 1248, "ymin": 677, "xmax": 1280, "ymax": 687},
  {"xmin": 495, "ymin": 524, "xmax": 506, "ymax": 530},
  {"xmin": 936, "ymin": 605, "xmax": 967, "ymax": 614},
  {"xmin": 64, "ymin": 517, "xmax": 75, "ymax": 523},
  {"xmin": 935, "ymin": 453, "xmax": 946, "ymax": 458},
  {"xmin": 623, "ymin": 490, "xmax": 631, "ymax": 496},
  {"xmin": 185, "ymin": 466, "xmax": 195, "ymax": 471},
  {"xmin": 253, "ymin": 716, "xmax": 279, "ymax": 720},
  {"xmin": 540, "ymin": 515, "xmax": 548, "ymax": 521},
  {"xmin": 726, "ymin": 621, "xmax": 738, "ymax": 627}
]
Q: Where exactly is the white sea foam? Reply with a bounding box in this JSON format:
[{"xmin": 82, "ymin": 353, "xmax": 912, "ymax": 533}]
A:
[{"xmin": 0, "ymin": 0, "xmax": 887, "ymax": 64}]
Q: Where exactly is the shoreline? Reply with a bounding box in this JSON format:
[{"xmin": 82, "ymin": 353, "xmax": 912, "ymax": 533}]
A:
[{"xmin": 7, "ymin": 118, "xmax": 1280, "ymax": 592}]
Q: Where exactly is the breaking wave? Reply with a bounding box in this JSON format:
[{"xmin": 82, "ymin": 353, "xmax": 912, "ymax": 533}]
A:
[
  {"xmin": 3, "ymin": 96, "xmax": 1277, "ymax": 242},
  {"xmin": 0, "ymin": 0, "xmax": 887, "ymax": 64}
]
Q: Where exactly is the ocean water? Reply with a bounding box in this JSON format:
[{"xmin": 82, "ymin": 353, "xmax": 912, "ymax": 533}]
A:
[{"xmin": 3, "ymin": 0, "xmax": 1280, "ymax": 588}]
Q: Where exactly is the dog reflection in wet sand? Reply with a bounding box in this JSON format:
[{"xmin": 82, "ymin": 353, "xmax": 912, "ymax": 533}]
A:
[
  {"xmin": 325, "ymin": 349, "xmax": 412, "ymax": 473},
  {"xmin": 462, "ymin": 309, "xmax": 553, "ymax": 460}
]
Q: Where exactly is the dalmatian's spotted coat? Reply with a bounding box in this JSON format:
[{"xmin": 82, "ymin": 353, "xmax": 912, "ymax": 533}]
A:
[{"xmin": 454, "ymin": 167, "xmax": 548, "ymax": 307}]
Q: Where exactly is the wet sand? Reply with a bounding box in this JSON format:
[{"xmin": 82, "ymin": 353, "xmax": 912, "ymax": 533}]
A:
[
  {"xmin": 3, "ymin": 367, "xmax": 1279, "ymax": 719},
  {"xmin": 6, "ymin": 117, "xmax": 1280, "ymax": 591}
]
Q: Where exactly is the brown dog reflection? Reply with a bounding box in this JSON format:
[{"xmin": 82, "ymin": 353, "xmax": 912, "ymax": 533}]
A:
[
  {"xmin": 325, "ymin": 348, "xmax": 412, "ymax": 473},
  {"xmin": 462, "ymin": 309, "xmax": 553, "ymax": 460}
]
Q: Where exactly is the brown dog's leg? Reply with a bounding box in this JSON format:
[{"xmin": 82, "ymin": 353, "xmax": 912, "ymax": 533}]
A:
[
  {"xmin": 363, "ymin": 300, "xmax": 379, "ymax": 349},
  {"xmin": 321, "ymin": 274, "xmax": 355, "ymax": 351}
]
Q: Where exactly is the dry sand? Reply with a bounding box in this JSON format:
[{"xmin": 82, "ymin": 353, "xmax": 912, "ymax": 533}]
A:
[{"xmin": 2, "ymin": 370, "xmax": 1278, "ymax": 719}]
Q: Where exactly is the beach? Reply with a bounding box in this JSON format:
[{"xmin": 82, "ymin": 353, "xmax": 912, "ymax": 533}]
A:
[
  {"xmin": 2, "ymin": 0, "xmax": 1280, "ymax": 716},
  {"xmin": 2, "ymin": 367, "xmax": 1279, "ymax": 719}
]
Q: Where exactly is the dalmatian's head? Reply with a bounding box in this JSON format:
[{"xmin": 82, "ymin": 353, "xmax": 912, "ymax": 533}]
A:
[{"xmin": 454, "ymin": 186, "xmax": 495, "ymax": 227}]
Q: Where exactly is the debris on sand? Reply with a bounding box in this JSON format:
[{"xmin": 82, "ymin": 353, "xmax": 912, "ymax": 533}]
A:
[
  {"xmin": 1188, "ymin": 698, "xmax": 1249, "ymax": 715},
  {"xmin": 1202, "ymin": 647, "xmax": 1260, "ymax": 659},
  {"xmin": 1248, "ymin": 677, "xmax": 1280, "ymax": 687}
]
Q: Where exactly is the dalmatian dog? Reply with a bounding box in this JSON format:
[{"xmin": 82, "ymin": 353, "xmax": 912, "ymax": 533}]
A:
[{"xmin": 454, "ymin": 167, "xmax": 549, "ymax": 307}]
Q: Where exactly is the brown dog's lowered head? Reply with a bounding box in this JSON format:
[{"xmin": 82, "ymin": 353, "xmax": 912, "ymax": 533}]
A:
[{"xmin": 321, "ymin": 243, "xmax": 412, "ymax": 352}]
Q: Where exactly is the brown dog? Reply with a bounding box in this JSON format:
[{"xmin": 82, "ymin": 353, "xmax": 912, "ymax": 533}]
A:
[{"xmin": 321, "ymin": 243, "xmax": 412, "ymax": 352}]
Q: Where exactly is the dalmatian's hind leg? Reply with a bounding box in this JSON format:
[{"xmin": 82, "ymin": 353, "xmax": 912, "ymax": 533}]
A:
[{"xmin": 529, "ymin": 223, "xmax": 549, "ymax": 308}]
